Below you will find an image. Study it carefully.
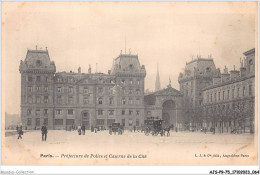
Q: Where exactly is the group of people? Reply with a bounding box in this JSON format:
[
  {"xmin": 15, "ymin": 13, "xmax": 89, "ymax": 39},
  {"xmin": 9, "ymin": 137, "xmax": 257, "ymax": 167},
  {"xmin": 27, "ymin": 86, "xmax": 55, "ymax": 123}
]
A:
[
  {"xmin": 77, "ymin": 124, "xmax": 86, "ymax": 135},
  {"xmin": 16, "ymin": 124, "xmax": 48, "ymax": 141}
]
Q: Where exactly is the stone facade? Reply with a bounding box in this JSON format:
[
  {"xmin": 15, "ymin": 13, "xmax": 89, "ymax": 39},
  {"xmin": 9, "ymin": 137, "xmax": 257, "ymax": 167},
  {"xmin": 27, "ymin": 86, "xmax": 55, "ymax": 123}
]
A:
[
  {"xmin": 20, "ymin": 49, "xmax": 146, "ymax": 130},
  {"xmin": 144, "ymin": 85, "xmax": 184, "ymax": 129},
  {"xmin": 202, "ymin": 48, "xmax": 255, "ymax": 133}
]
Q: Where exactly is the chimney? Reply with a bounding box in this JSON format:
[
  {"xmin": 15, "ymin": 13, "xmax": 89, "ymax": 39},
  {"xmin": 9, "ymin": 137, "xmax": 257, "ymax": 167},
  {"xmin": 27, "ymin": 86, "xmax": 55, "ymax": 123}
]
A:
[
  {"xmin": 78, "ymin": 67, "xmax": 81, "ymax": 73},
  {"xmin": 240, "ymin": 67, "xmax": 246, "ymax": 77},
  {"xmin": 88, "ymin": 64, "xmax": 91, "ymax": 74},
  {"xmin": 213, "ymin": 76, "xmax": 221, "ymax": 85},
  {"xmin": 230, "ymin": 70, "xmax": 240, "ymax": 80},
  {"xmin": 221, "ymin": 73, "xmax": 230, "ymax": 83}
]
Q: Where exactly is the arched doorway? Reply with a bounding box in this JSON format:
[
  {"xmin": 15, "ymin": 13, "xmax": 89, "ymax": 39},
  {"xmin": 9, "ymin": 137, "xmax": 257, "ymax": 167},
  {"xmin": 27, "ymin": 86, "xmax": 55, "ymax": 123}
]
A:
[
  {"xmin": 81, "ymin": 111, "xmax": 90, "ymax": 130},
  {"xmin": 162, "ymin": 100, "xmax": 176, "ymax": 127}
]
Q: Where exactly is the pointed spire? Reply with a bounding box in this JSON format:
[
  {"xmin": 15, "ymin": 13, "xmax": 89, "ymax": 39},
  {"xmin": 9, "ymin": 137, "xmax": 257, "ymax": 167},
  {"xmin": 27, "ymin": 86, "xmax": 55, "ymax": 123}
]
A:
[
  {"xmin": 168, "ymin": 77, "xmax": 172, "ymax": 88},
  {"xmin": 155, "ymin": 62, "xmax": 161, "ymax": 91}
]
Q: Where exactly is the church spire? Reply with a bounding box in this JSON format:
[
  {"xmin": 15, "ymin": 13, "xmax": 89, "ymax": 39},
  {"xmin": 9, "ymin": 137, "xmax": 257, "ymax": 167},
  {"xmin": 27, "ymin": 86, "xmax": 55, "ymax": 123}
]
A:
[{"xmin": 155, "ymin": 62, "xmax": 161, "ymax": 91}]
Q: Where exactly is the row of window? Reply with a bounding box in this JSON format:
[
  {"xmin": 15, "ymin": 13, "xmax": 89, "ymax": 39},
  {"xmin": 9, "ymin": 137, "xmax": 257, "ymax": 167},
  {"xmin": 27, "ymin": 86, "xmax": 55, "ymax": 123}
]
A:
[
  {"xmin": 27, "ymin": 109, "xmax": 49, "ymax": 116},
  {"xmin": 27, "ymin": 75, "xmax": 50, "ymax": 82},
  {"xmin": 206, "ymin": 85, "xmax": 252, "ymax": 103},
  {"xmin": 27, "ymin": 118, "xmax": 48, "ymax": 126},
  {"xmin": 27, "ymin": 86, "xmax": 49, "ymax": 92},
  {"xmin": 120, "ymin": 79, "xmax": 141, "ymax": 86},
  {"xmin": 27, "ymin": 96, "xmax": 49, "ymax": 104}
]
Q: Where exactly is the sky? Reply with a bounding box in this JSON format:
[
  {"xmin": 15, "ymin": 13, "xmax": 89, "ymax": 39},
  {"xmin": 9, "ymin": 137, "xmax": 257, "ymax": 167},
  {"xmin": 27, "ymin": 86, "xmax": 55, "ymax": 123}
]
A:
[{"xmin": 2, "ymin": 1, "xmax": 257, "ymax": 114}]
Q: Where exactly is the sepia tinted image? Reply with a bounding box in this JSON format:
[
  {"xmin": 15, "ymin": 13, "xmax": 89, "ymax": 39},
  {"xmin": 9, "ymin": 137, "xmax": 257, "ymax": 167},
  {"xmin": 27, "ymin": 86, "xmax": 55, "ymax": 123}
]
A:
[{"xmin": 1, "ymin": 1, "xmax": 258, "ymax": 165}]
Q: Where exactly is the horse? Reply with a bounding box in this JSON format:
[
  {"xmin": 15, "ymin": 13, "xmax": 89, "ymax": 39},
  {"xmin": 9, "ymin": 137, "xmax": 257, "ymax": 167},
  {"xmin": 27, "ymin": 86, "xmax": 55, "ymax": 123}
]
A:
[{"xmin": 163, "ymin": 125, "xmax": 173, "ymax": 137}]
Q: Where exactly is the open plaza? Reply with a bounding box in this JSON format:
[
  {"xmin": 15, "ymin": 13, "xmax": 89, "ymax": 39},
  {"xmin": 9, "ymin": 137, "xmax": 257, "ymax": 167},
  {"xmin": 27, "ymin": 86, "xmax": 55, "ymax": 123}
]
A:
[{"xmin": 2, "ymin": 130, "xmax": 257, "ymax": 165}]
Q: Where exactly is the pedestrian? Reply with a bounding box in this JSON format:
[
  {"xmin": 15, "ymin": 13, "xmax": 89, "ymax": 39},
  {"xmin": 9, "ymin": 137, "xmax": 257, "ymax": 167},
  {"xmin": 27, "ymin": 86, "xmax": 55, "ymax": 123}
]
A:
[
  {"xmin": 17, "ymin": 126, "xmax": 23, "ymax": 139},
  {"xmin": 133, "ymin": 126, "xmax": 136, "ymax": 132},
  {"xmin": 78, "ymin": 125, "xmax": 81, "ymax": 135},
  {"xmin": 81, "ymin": 124, "xmax": 85, "ymax": 135},
  {"xmin": 41, "ymin": 124, "xmax": 48, "ymax": 141}
]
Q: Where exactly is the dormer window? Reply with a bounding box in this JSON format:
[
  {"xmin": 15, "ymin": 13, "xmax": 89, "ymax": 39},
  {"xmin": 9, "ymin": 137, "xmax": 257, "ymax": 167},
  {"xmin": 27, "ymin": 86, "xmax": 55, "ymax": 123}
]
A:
[
  {"xmin": 206, "ymin": 67, "xmax": 211, "ymax": 72},
  {"xmin": 36, "ymin": 60, "xmax": 42, "ymax": 66}
]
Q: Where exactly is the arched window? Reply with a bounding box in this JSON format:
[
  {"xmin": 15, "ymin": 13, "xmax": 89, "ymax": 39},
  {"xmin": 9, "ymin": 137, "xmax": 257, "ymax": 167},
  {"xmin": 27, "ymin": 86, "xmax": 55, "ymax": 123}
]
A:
[
  {"xmin": 122, "ymin": 98, "xmax": 126, "ymax": 105},
  {"xmin": 98, "ymin": 98, "xmax": 103, "ymax": 104}
]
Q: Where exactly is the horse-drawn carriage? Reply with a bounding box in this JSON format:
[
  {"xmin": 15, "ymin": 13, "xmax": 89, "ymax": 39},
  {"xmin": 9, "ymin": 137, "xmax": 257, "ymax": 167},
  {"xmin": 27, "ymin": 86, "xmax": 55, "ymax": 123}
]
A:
[
  {"xmin": 144, "ymin": 118, "xmax": 164, "ymax": 136},
  {"xmin": 109, "ymin": 122, "xmax": 123, "ymax": 135},
  {"xmin": 144, "ymin": 117, "xmax": 173, "ymax": 136}
]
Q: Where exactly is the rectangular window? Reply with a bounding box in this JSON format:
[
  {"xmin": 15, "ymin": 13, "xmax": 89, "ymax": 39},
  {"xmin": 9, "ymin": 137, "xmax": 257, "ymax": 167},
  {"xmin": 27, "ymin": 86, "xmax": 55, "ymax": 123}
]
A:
[
  {"xmin": 83, "ymin": 97, "xmax": 89, "ymax": 104},
  {"xmin": 232, "ymin": 89, "xmax": 235, "ymax": 99},
  {"xmin": 36, "ymin": 76, "xmax": 41, "ymax": 82},
  {"xmin": 27, "ymin": 109, "xmax": 32, "ymax": 115},
  {"xmin": 57, "ymin": 96, "xmax": 62, "ymax": 104},
  {"xmin": 136, "ymin": 98, "xmax": 140, "ymax": 105},
  {"xmin": 214, "ymin": 93, "xmax": 216, "ymax": 101},
  {"xmin": 36, "ymin": 109, "xmax": 40, "ymax": 116},
  {"xmin": 28, "ymin": 86, "xmax": 33, "ymax": 92},
  {"xmin": 227, "ymin": 90, "xmax": 230, "ymax": 100},
  {"xmin": 57, "ymin": 87, "xmax": 62, "ymax": 92},
  {"xmin": 249, "ymin": 85, "xmax": 252, "ymax": 96},
  {"xmin": 68, "ymin": 97, "xmax": 73, "ymax": 104},
  {"xmin": 44, "ymin": 86, "xmax": 48, "ymax": 92},
  {"xmin": 55, "ymin": 119, "xmax": 63, "ymax": 125},
  {"xmin": 98, "ymin": 110, "xmax": 103, "ymax": 115},
  {"xmin": 84, "ymin": 87, "xmax": 89, "ymax": 93},
  {"xmin": 137, "ymin": 80, "xmax": 140, "ymax": 85},
  {"xmin": 129, "ymin": 98, "xmax": 133, "ymax": 105},
  {"xmin": 136, "ymin": 89, "xmax": 140, "ymax": 95},
  {"xmin": 122, "ymin": 110, "xmax": 125, "ymax": 115},
  {"xmin": 28, "ymin": 96, "xmax": 33, "ymax": 103},
  {"xmin": 45, "ymin": 76, "xmax": 48, "ymax": 82},
  {"xmin": 56, "ymin": 109, "xmax": 62, "ymax": 115},
  {"xmin": 98, "ymin": 87, "xmax": 103, "ymax": 93},
  {"xmin": 36, "ymin": 86, "xmax": 41, "ymax": 92},
  {"xmin": 36, "ymin": 118, "xmax": 40, "ymax": 126},
  {"xmin": 243, "ymin": 87, "xmax": 246, "ymax": 96},
  {"xmin": 109, "ymin": 97, "xmax": 114, "ymax": 105},
  {"xmin": 129, "ymin": 119, "xmax": 133, "ymax": 126},
  {"xmin": 129, "ymin": 89, "xmax": 133, "ymax": 94},
  {"xmin": 223, "ymin": 91, "xmax": 225, "ymax": 100},
  {"xmin": 136, "ymin": 119, "xmax": 140, "ymax": 126},
  {"xmin": 96, "ymin": 119, "xmax": 105, "ymax": 125},
  {"xmin": 122, "ymin": 119, "xmax": 125, "ymax": 127},
  {"xmin": 44, "ymin": 109, "xmax": 48, "ymax": 116},
  {"xmin": 210, "ymin": 94, "xmax": 212, "ymax": 102},
  {"xmin": 218, "ymin": 92, "xmax": 221, "ymax": 101},
  {"xmin": 66, "ymin": 119, "xmax": 74, "ymax": 125},
  {"xmin": 44, "ymin": 96, "xmax": 48, "ymax": 103},
  {"xmin": 27, "ymin": 118, "xmax": 32, "ymax": 126},
  {"xmin": 109, "ymin": 110, "xmax": 114, "ymax": 115},
  {"xmin": 68, "ymin": 86, "xmax": 73, "ymax": 93},
  {"xmin": 68, "ymin": 109, "xmax": 74, "ymax": 115},
  {"xmin": 136, "ymin": 111, "xmax": 140, "ymax": 116},
  {"xmin": 237, "ymin": 88, "xmax": 240, "ymax": 97},
  {"xmin": 28, "ymin": 76, "xmax": 33, "ymax": 82},
  {"xmin": 44, "ymin": 118, "xmax": 48, "ymax": 125},
  {"xmin": 122, "ymin": 98, "xmax": 126, "ymax": 105},
  {"xmin": 129, "ymin": 110, "xmax": 133, "ymax": 115}
]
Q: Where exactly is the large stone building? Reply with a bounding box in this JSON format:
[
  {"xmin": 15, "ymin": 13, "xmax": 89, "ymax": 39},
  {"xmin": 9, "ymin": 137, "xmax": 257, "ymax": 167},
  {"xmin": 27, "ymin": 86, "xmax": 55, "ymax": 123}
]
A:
[
  {"xmin": 19, "ymin": 47, "xmax": 255, "ymax": 133},
  {"xmin": 19, "ymin": 48, "xmax": 146, "ymax": 130},
  {"xmin": 202, "ymin": 48, "xmax": 255, "ymax": 133}
]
